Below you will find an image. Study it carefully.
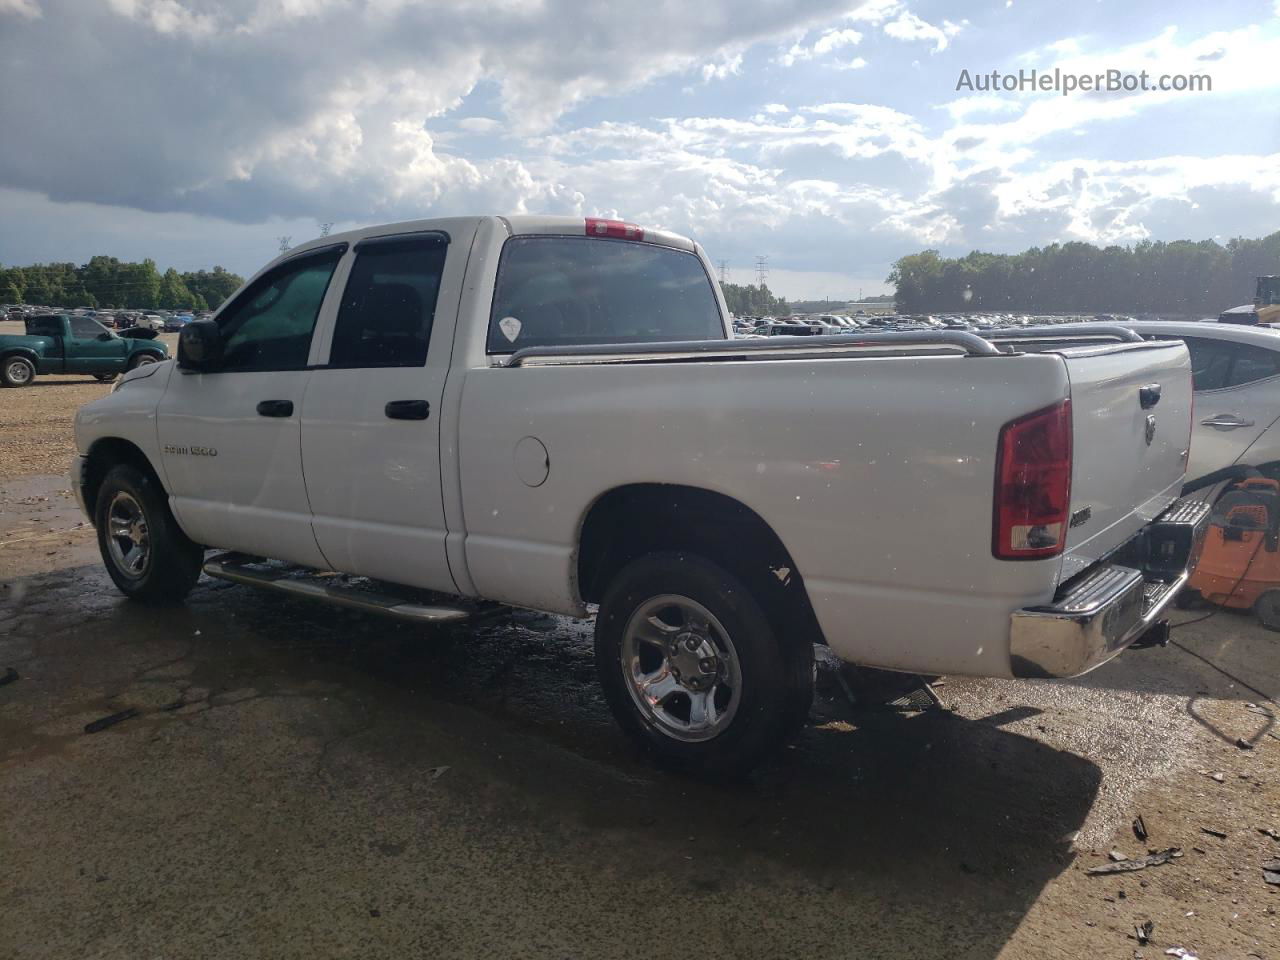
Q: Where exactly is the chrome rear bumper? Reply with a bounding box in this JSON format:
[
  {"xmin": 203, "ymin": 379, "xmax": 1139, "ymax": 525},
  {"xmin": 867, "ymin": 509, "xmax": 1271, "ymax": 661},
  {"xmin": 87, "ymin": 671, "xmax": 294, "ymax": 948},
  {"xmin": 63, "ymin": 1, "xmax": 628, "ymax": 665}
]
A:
[{"xmin": 1010, "ymin": 499, "xmax": 1211, "ymax": 678}]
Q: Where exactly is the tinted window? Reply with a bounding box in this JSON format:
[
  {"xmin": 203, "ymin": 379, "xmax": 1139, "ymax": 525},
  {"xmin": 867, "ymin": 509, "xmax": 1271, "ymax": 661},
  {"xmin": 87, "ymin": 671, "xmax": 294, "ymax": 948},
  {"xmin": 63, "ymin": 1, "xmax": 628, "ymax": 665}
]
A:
[
  {"xmin": 1180, "ymin": 337, "xmax": 1234, "ymax": 391},
  {"xmin": 216, "ymin": 247, "xmax": 343, "ymax": 372},
  {"xmin": 25, "ymin": 316, "xmax": 63, "ymax": 337},
  {"xmin": 69, "ymin": 316, "xmax": 105, "ymax": 338},
  {"xmin": 488, "ymin": 236, "xmax": 722, "ymax": 354},
  {"xmin": 1226, "ymin": 345, "xmax": 1280, "ymax": 387},
  {"xmin": 329, "ymin": 234, "xmax": 447, "ymax": 368}
]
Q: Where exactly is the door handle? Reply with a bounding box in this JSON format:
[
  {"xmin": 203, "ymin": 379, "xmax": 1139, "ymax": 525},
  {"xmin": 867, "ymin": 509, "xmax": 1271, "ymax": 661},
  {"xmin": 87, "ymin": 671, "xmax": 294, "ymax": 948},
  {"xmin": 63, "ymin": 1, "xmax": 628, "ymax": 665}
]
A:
[
  {"xmin": 1200, "ymin": 414, "xmax": 1254, "ymax": 430},
  {"xmin": 385, "ymin": 399, "xmax": 430, "ymax": 420},
  {"xmin": 1139, "ymin": 383, "xmax": 1161, "ymax": 409},
  {"xmin": 256, "ymin": 400, "xmax": 294, "ymax": 418}
]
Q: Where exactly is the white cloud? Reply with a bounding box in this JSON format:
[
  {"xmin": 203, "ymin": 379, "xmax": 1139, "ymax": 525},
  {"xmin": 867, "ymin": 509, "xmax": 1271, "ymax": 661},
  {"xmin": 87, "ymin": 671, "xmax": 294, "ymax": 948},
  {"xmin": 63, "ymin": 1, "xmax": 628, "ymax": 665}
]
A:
[
  {"xmin": 883, "ymin": 12, "xmax": 963, "ymax": 52},
  {"xmin": 844, "ymin": 0, "xmax": 904, "ymax": 26},
  {"xmin": 0, "ymin": 2, "xmax": 1277, "ymax": 299},
  {"xmin": 0, "ymin": 0, "xmax": 41, "ymax": 17},
  {"xmin": 701, "ymin": 52, "xmax": 744, "ymax": 82}
]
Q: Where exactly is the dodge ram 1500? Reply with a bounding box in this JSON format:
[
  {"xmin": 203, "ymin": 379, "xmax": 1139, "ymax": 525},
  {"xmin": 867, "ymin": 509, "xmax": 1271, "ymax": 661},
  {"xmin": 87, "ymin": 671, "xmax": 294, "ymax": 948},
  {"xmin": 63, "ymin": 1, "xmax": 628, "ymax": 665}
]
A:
[{"xmin": 71, "ymin": 216, "xmax": 1208, "ymax": 774}]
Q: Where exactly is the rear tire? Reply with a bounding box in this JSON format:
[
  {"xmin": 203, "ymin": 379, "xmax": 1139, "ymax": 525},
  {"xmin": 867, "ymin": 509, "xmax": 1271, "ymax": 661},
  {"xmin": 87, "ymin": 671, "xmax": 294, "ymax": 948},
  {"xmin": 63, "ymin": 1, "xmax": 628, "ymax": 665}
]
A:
[
  {"xmin": 1, "ymin": 355, "xmax": 35, "ymax": 387},
  {"xmin": 1255, "ymin": 590, "xmax": 1280, "ymax": 632},
  {"xmin": 594, "ymin": 551, "xmax": 810, "ymax": 778},
  {"xmin": 93, "ymin": 373, "xmax": 117, "ymax": 383},
  {"xmin": 95, "ymin": 463, "xmax": 203, "ymax": 603}
]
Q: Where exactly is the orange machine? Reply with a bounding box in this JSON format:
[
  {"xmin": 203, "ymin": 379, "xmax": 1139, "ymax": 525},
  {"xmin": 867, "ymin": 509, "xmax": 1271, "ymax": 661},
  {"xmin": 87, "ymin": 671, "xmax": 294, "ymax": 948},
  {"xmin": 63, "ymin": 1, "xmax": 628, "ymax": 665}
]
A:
[{"xmin": 1186, "ymin": 475, "xmax": 1280, "ymax": 629}]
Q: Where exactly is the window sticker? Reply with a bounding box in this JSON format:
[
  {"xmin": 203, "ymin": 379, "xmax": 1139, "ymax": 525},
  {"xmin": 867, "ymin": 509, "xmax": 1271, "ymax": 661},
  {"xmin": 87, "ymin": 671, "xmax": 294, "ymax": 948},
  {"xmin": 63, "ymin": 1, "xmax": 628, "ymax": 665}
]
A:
[{"xmin": 498, "ymin": 316, "xmax": 522, "ymax": 342}]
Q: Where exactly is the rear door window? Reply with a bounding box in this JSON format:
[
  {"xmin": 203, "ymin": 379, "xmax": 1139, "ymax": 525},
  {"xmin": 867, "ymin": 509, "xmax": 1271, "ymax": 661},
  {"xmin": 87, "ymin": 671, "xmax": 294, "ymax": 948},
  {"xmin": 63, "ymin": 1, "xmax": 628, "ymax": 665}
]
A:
[
  {"xmin": 1225, "ymin": 344, "xmax": 1280, "ymax": 387},
  {"xmin": 488, "ymin": 236, "xmax": 722, "ymax": 353},
  {"xmin": 1179, "ymin": 337, "xmax": 1234, "ymax": 391},
  {"xmin": 328, "ymin": 233, "xmax": 447, "ymax": 368}
]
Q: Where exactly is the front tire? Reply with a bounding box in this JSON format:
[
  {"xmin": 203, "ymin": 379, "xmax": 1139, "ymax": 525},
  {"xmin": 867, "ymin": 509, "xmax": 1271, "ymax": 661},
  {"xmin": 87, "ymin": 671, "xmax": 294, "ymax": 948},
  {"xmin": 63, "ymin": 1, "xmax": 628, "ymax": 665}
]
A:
[
  {"xmin": 93, "ymin": 373, "xmax": 117, "ymax": 383},
  {"xmin": 128, "ymin": 353, "xmax": 160, "ymax": 371},
  {"xmin": 95, "ymin": 463, "xmax": 203, "ymax": 603},
  {"xmin": 595, "ymin": 552, "xmax": 809, "ymax": 777},
  {"xmin": 1, "ymin": 355, "xmax": 35, "ymax": 387}
]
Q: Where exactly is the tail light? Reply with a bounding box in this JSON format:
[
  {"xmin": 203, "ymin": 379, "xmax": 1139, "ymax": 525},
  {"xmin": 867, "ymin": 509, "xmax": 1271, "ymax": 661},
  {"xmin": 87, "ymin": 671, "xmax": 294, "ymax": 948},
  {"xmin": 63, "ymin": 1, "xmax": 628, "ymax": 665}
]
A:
[
  {"xmin": 585, "ymin": 218, "xmax": 644, "ymax": 241},
  {"xmin": 993, "ymin": 399, "xmax": 1072, "ymax": 560}
]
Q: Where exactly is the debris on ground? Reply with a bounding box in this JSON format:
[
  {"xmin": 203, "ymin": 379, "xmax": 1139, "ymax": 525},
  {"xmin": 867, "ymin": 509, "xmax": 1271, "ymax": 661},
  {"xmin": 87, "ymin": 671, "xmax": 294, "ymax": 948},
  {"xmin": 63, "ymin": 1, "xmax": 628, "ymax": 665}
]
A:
[
  {"xmin": 1086, "ymin": 848, "xmax": 1183, "ymax": 876},
  {"xmin": 1109, "ymin": 849, "xmax": 1129, "ymax": 862},
  {"xmin": 1200, "ymin": 826, "xmax": 1228, "ymax": 839},
  {"xmin": 1202, "ymin": 770, "xmax": 1226, "ymax": 783},
  {"xmin": 83, "ymin": 708, "xmax": 140, "ymax": 734},
  {"xmin": 1133, "ymin": 815, "xmax": 1149, "ymax": 842},
  {"xmin": 0, "ymin": 666, "xmax": 17, "ymax": 687},
  {"xmin": 1259, "ymin": 826, "xmax": 1280, "ymax": 841},
  {"xmin": 1237, "ymin": 737, "xmax": 1255, "ymax": 750},
  {"xmin": 1164, "ymin": 948, "xmax": 1199, "ymax": 959},
  {"xmin": 428, "ymin": 765, "xmax": 450, "ymax": 781},
  {"xmin": 1264, "ymin": 858, "xmax": 1280, "ymax": 885},
  {"xmin": 1135, "ymin": 919, "xmax": 1155, "ymax": 945}
]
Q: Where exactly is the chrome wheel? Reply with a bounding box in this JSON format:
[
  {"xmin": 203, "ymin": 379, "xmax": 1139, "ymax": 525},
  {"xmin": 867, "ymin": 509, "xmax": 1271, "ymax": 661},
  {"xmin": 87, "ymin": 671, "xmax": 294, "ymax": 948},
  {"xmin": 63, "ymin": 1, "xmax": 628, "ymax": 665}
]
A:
[
  {"xmin": 106, "ymin": 491, "xmax": 151, "ymax": 579},
  {"xmin": 621, "ymin": 594, "xmax": 742, "ymax": 742},
  {"xmin": 6, "ymin": 359, "xmax": 32, "ymax": 384}
]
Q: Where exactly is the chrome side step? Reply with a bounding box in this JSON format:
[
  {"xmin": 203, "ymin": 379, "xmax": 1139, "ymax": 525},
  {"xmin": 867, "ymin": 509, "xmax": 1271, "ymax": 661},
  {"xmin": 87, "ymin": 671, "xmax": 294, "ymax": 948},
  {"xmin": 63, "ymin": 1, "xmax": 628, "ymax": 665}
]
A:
[{"xmin": 202, "ymin": 552, "xmax": 477, "ymax": 625}]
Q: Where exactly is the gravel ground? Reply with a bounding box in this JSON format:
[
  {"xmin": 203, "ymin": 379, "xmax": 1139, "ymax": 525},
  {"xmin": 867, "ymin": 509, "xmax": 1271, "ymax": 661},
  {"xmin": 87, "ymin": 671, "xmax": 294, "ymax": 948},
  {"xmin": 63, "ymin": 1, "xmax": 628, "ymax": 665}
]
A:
[{"xmin": 1, "ymin": 370, "xmax": 1278, "ymax": 960}]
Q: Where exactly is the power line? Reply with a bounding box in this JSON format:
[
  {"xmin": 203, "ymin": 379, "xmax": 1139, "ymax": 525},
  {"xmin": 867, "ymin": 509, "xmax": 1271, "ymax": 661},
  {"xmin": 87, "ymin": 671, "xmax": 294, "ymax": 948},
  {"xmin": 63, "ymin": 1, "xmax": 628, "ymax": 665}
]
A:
[{"xmin": 755, "ymin": 255, "xmax": 769, "ymax": 288}]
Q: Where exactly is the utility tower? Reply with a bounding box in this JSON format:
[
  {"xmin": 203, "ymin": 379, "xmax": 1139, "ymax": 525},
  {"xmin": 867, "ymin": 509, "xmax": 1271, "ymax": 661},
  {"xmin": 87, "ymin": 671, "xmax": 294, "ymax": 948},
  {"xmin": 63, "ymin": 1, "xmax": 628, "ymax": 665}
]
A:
[
  {"xmin": 717, "ymin": 260, "xmax": 730, "ymax": 283},
  {"xmin": 319, "ymin": 222, "xmax": 334, "ymax": 238},
  {"xmin": 277, "ymin": 236, "xmax": 292, "ymax": 253},
  {"xmin": 755, "ymin": 255, "xmax": 769, "ymax": 289}
]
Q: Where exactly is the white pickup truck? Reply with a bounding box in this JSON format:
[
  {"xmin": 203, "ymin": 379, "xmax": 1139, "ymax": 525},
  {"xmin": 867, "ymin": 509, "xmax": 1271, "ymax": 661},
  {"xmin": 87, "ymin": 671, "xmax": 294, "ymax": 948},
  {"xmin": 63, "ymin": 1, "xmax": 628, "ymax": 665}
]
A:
[{"xmin": 72, "ymin": 215, "xmax": 1209, "ymax": 774}]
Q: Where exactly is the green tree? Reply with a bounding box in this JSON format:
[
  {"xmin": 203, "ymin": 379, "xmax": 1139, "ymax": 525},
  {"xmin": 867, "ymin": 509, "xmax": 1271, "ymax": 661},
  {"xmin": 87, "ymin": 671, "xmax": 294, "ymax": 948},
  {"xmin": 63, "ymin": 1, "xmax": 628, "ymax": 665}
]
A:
[{"xmin": 887, "ymin": 231, "xmax": 1280, "ymax": 315}]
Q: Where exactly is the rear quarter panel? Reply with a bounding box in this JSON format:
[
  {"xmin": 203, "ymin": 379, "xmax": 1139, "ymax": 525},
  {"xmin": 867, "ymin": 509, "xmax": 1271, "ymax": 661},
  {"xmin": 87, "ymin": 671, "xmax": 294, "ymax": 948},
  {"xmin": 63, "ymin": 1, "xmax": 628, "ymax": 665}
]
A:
[{"xmin": 457, "ymin": 351, "xmax": 1074, "ymax": 678}]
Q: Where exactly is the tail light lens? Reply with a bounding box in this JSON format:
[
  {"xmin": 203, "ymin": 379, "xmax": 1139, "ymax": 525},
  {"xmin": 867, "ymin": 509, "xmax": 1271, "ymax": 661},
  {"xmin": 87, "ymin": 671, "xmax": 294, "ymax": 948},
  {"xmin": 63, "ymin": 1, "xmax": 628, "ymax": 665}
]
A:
[
  {"xmin": 585, "ymin": 217, "xmax": 644, "ymax": 241},
  {"xmin": 993, "ymin": 399, "xmax": 1072, "ymax": 560}
]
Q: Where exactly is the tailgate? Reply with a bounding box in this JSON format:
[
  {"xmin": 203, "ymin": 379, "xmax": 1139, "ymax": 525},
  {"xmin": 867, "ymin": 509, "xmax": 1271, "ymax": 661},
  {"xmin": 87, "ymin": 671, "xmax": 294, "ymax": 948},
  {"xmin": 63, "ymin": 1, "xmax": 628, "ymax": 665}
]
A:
[{"xmin": 1059, "ymin": 340, "xmax": 1193, "ymax": 580}]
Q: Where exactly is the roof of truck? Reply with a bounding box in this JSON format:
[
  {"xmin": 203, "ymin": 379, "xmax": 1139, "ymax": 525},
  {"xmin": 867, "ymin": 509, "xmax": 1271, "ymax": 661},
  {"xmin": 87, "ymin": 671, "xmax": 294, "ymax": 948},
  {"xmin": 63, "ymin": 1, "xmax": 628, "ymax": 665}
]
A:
[{"xmin": 287, "ymin": 215, "xmax": 696, "ymax": 258}]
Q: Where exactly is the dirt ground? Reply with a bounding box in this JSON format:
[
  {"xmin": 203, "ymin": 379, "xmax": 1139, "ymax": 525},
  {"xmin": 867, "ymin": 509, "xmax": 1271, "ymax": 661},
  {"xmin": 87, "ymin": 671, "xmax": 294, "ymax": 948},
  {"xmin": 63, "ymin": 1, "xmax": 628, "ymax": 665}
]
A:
[{"xmin": 1, "ymin": 374, "xmax": 1278, "ymax": 960}]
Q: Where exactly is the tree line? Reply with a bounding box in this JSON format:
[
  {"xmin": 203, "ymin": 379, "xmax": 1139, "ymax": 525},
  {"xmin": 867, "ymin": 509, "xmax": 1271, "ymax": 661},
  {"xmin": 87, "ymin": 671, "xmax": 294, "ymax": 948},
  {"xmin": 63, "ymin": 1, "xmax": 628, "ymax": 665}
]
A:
[
  {"xmin": 888, "ymin": 232, "xmax": 1280, "ymax": 315},
  {"xmin": 719, "ymin": 281, "xmax": 789, "ymax": 316},
  {"xmin": 0, "ymin": 256, "xmax": 245, "ymax": 311}
]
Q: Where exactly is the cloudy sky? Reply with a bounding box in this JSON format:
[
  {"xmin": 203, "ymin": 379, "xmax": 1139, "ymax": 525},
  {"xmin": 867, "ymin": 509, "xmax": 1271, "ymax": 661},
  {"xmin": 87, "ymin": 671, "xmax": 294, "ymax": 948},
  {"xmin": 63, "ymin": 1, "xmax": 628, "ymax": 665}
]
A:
[{"xmin": 1, "ymin": 0, "xmax": 1278, "ymax": 297}]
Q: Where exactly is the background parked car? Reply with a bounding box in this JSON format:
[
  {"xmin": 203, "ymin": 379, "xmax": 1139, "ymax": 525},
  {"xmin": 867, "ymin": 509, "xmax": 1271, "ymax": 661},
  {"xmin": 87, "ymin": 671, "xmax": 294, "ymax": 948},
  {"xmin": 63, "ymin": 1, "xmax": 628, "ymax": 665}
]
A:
[{"xmin": 1126, "ymin": 320, "xmax": 1280, "ymax": 485}]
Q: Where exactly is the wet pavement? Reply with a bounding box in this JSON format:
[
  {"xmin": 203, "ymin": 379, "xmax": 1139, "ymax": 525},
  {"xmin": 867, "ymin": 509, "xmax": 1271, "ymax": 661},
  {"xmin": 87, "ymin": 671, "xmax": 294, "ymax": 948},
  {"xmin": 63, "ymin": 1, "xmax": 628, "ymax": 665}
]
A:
[{"xmin": 2, "ymin": 475, "xmax": 1279, "ymax": 959}]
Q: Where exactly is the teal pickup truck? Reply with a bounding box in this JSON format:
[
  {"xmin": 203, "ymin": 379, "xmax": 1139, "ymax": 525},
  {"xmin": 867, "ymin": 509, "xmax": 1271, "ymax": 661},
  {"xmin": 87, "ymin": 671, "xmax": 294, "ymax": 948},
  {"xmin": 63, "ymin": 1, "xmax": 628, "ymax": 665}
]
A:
[{"xmin": 0, "ymin": 314, "xmax": 168, "ymax": 387}]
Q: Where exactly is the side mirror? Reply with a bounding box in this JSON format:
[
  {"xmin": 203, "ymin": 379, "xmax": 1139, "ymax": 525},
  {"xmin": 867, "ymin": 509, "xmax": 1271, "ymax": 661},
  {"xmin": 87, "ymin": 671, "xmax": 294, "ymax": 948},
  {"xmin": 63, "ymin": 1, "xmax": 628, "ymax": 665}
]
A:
[{"xmin": 178, "ymin": 318, "xmax": 223, "ymax": 372}]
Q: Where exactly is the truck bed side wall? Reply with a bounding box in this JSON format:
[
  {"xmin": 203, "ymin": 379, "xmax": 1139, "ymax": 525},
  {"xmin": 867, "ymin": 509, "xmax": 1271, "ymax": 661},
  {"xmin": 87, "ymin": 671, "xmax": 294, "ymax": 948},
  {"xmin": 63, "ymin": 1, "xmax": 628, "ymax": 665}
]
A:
[{"xmin": 456, "ymin": 352, "xmax": 1072, "ymax": 678}]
